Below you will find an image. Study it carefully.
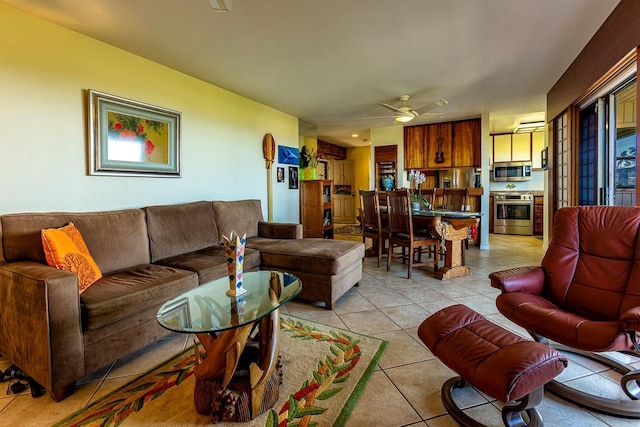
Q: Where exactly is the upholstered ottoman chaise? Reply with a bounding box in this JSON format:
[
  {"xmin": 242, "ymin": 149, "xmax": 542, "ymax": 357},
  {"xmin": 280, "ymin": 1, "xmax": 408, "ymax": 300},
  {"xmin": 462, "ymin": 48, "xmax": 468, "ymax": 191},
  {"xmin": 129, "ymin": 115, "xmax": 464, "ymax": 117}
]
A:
[
  {"xmin": 259, "ymin": 238, "xmax": 364, "ymax": 310},
  {"xmin": 418, "ymin": 304, "xmax": 568, "ymax": 427}
]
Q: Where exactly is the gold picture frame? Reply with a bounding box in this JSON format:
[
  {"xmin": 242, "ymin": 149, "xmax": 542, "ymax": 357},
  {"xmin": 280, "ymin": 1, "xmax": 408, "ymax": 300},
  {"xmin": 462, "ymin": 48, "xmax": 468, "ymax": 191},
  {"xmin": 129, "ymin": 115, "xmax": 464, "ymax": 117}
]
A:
[{"xmin": 88, "ymin": 90, "xmax": 181, "ymax": 177}]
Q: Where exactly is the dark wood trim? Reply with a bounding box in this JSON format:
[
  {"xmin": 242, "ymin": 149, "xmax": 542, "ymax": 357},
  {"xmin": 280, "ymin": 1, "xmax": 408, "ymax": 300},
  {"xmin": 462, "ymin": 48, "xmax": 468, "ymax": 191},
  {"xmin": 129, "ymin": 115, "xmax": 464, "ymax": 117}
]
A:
[
  {"xmin": 547, "ymin": 120, "xmax": 555, "ymax": 242},
  {"xmin": 637, "ymin": 47, "xmax": 640, "ymax": 206},
  {"xmin": 547, "ymin": 0, "xmax": 640, "ymax": 119}
]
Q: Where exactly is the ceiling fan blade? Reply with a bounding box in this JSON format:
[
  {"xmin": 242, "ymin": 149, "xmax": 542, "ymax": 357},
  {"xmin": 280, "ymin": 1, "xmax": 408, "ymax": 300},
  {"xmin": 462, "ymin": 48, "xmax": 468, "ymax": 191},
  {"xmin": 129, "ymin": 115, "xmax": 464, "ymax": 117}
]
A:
[
  {"xmin": 379, "ymin": 103, "xmax": 405, "ymax": 114},
  {"xmin": 357, "ymin": 115, "xmax": 395, "ymax": 120},
  {"xmin": 414, "ymin": 99, "xmax": 448, "ymax": 115}
]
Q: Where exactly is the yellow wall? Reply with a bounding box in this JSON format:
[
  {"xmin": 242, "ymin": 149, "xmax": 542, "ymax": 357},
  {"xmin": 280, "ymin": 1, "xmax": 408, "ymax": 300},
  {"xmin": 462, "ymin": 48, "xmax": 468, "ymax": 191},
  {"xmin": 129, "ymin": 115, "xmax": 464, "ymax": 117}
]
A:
[
  {"xmin": 0, "ymin": 4, "xmax": 299, "ymax": 221},
  {"xmin": 346, "ymin": 146, "xmax": 371, "ymax": 213}
]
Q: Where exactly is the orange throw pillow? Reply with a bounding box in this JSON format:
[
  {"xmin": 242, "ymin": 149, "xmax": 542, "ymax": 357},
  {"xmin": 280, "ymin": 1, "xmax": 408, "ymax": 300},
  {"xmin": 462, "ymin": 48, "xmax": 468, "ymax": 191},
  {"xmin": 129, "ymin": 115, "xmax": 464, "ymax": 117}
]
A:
[{"xmin": 41, "ymin": 222, "xmax": 102, "ymax": 293}]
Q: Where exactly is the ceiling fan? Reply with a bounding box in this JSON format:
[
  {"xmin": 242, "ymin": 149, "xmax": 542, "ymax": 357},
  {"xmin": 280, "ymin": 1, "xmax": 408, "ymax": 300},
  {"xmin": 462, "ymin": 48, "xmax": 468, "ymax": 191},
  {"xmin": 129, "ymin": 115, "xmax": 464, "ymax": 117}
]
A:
[{"xmin": 375, "ymin": 95, "xmax": 448, "ymax": 123}]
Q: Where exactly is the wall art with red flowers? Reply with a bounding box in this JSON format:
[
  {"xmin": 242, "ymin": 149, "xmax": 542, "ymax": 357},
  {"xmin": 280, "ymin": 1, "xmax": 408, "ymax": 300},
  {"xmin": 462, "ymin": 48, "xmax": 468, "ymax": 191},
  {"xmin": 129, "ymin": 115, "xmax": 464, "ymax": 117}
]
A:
[{"xmin": 88, "ymin": 89, "xmax": 181, "ymax": 177}]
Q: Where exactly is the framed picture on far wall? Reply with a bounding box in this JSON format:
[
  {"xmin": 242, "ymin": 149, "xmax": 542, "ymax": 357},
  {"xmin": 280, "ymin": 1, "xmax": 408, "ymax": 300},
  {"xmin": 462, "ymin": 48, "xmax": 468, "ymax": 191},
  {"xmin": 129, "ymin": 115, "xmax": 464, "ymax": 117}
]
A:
[
  {"xmin": 88, "ymin": 89, "xmax": 181, "ymax": 177},
  {"xmin": 277, "ymin": 167, "xmax": 285, "ymax": 182},
  {"xmin": 288, "ymin": 166, "xmax": 299, "ymax": 189}
]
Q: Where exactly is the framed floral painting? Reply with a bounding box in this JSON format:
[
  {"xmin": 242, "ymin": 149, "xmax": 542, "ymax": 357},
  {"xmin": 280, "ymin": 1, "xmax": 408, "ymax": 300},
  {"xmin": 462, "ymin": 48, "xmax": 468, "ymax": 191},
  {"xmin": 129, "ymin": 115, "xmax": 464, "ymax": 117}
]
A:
[{"xmin": 88, "ymin": 90, "xmax": 181, "ymax": 177}]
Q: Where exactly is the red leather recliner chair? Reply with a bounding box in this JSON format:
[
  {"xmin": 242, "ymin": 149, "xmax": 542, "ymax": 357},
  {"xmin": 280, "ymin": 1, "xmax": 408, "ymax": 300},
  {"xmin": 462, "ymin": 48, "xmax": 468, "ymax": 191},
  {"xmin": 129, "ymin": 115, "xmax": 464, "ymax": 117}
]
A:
[{"xmin": 489, "ymin": 206, "xmax": 640, "ymax": 418}]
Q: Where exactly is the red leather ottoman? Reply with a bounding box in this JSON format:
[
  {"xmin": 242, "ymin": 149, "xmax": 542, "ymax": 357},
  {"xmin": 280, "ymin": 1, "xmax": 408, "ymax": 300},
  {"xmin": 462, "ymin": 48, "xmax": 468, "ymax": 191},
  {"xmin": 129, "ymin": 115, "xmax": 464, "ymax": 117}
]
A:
[{"xmin": 418, "ymin": 304, "xmax": 568, "ymax": 427}]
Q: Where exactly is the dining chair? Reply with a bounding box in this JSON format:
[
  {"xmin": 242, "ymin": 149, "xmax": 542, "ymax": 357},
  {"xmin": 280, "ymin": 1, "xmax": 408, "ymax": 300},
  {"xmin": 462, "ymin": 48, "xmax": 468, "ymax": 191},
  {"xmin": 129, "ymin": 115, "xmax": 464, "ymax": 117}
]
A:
[
  {"xmin": 385, "ymin": 189, "xmax": 438, "ymax": 279},
  {"xmin": 441, "ymin": 187, "xmax": 470, "ymax": 211},
  {"xmin": 359, "ymin": 189, "xmax": 386, "ymax": 267}
]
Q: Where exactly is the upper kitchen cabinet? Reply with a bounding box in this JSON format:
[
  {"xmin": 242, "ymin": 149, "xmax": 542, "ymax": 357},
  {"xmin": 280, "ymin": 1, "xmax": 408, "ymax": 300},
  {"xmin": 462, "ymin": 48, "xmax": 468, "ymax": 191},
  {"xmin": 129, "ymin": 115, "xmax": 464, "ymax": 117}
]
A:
[
  {"xmin": 452, "ymin": 119, "xmax": 481, "ymax": 168},
  {"xmin": 493, "ymin": 134, "xmax": 512, "ymax": 163},
  {"xmin": 492, "ymin": 132, "xmax": 544, "ymax": 166},
  {"xmin": 426, "ymin": 122, "xmax": 453, "ymax": 169},
  {"xmin": 403, "ymin": 126, "xmax": 426, "ymax": 169},
  {"xmin": 404, "ymin": 119, "xmax": 480, "ymax": 170},
  {"xmin": 511, "ymin": 133, "xmax": 531, "ymax": 161}
]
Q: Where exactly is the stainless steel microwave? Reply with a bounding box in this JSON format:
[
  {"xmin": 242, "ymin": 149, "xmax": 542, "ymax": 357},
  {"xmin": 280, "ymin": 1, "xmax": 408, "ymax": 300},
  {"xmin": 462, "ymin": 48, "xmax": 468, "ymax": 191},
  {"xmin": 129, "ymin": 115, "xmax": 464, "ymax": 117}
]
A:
[{"xmin": 492, "ymin": 161, "xmax": 532, "ymax": 182}]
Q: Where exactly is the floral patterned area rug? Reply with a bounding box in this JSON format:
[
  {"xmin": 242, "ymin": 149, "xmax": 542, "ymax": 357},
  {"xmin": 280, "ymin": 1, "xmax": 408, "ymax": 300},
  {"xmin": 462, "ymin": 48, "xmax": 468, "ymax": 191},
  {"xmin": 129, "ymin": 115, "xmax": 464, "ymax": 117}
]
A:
[
  {"xmin": 54, "ymin": 315, "xmax": 387, "ymax": 427},
  {"xmin": 334, "ymin": 224, "xmax": 362, "ymax": 236}
]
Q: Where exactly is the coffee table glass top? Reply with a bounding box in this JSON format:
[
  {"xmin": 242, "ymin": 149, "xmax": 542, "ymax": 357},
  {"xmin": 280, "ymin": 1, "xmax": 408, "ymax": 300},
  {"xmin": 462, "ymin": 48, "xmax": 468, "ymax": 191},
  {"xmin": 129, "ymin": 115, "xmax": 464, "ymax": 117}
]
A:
[{"xmin": 157, "ymin": 271, "xmax": 301, "ymax": 334}]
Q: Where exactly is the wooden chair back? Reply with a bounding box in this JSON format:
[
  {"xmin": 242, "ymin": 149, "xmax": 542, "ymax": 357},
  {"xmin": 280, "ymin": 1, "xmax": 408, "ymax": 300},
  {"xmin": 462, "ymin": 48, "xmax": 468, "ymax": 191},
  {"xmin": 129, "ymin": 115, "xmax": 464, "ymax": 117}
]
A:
[
  {"xmin": 442, "ymin": 188, "xmax": 470, "ymax": 211},
  {"xmin": 385, "ymin": 189, "xmax": 413, "ymax": 236},
  {"xmin": 359, "ymin": 189, "xmax": 381, "ymax": 233}
]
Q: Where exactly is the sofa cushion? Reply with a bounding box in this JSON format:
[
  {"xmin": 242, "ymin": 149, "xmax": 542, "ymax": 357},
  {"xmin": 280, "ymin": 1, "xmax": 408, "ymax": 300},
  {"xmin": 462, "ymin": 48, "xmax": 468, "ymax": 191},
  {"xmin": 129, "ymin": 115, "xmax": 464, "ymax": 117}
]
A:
[
  {"xmin": 213, "ymin": 200, "xmax": 263, "ymax": 241},
  {"xmin": 80, "ymin": 264, "xmax": 197, "ymax": 331},
  {"xmin": 260, "ymin": 239, "xmax": 364, "ymax": 275},
  {"xmin": 145, "ymin": 201, "xmax": 219, "ymax": 262},
  {"xmin": 41, "ymin": 222, "xmax": 102, "ymax": 293},
  {"xmin": 0, "ymin": 209, "xmax": 150, "ymax": 274},
  {"xmin": 155, "ymin": 245, "xmax": 261, "ymax": 284}
]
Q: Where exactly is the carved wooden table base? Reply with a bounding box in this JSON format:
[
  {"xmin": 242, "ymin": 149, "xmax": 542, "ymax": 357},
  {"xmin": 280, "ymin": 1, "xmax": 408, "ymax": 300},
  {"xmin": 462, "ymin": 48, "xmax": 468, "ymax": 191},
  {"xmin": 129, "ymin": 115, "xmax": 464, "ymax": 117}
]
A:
[{"xmin": 193, "ymin": 310, "xmax": 281, "ymax": 422}]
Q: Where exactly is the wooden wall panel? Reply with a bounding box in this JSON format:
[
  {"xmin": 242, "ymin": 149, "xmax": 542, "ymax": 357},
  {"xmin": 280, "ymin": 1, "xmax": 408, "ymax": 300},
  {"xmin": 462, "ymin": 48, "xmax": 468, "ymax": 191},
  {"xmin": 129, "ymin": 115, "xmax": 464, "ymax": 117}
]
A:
[{"xmin": 547, "ymin": 0, "xmax": 640, "ymax": 119}]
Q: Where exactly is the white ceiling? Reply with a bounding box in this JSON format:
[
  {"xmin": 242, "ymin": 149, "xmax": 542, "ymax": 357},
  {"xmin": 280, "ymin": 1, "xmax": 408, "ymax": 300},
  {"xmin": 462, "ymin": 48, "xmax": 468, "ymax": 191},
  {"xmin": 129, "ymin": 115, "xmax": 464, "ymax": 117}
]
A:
[{"xmin": 2, "ymin": 0, "xmax": 620, "ymax": 146}]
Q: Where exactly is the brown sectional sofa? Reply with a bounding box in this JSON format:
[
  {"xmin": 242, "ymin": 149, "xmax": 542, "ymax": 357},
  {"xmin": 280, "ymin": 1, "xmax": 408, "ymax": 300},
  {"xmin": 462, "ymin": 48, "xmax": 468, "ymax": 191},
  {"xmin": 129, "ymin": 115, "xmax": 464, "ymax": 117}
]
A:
[{"xmin": 0, "ymin": 199, "xmax": 363, "ymax": 401}]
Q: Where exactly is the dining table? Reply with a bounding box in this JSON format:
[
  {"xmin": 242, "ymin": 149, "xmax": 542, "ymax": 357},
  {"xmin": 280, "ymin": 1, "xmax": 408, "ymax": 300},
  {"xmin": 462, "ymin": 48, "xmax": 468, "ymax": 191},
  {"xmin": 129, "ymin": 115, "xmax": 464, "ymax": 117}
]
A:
[{"xmin": 379, "ymin": 207, "xmax": 481, "ymax": 280}]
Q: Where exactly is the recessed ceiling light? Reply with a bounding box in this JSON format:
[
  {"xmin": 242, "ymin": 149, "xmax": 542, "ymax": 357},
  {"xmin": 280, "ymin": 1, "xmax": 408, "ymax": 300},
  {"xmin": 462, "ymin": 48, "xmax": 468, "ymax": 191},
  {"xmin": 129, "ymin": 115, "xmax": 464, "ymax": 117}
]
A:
[{"xmin": 351, "ymin": 133, "xmax": 359, "ymax": 138}]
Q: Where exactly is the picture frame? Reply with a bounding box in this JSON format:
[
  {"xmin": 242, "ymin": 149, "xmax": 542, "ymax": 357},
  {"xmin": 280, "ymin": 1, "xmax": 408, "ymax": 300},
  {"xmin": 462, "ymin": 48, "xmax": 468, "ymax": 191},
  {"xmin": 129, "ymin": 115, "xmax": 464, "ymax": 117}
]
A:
[
  {"xmin": 278, "ymin": 145, "xmax": 299, "ymax": 165},
  {"xmin": 288, "ymin": 166, "xmax": 299, "ymax": 189},
  {"xmin": 157, "ymin": 297, "xmax": 191, "ymax": 329},
  {"xmin": 88, "ymin": 90, "xmax": 181, "ymax": 177},
  {"xmin": 277, "ymin": 167, "xmax": 285, "ymax": 182},
  {"xmin": 541, "ymin": 147, "xmax": 548, "ymax": 170}
]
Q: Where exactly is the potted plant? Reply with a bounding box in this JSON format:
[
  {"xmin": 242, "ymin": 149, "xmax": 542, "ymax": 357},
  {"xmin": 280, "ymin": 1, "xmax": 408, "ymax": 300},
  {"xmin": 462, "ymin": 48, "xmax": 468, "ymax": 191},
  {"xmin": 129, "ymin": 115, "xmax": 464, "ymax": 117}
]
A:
[{"xmin": 408, "ymin": 170, "xmax": 430, "ymax": 211}]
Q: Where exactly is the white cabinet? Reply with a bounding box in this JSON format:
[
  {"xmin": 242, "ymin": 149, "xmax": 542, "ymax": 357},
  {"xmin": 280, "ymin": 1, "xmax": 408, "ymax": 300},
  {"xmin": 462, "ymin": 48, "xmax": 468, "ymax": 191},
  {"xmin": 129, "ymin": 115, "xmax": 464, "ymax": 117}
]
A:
[
  {"xmin": 493, "ymin": 134, "xmax": 512, "ymax": 163},
  {"xmin": 492, "ymin": 133, "xmax": 543, "ymax": 165},
  {"xmin": 512, "ymin": 134, "xmax": 531, "ymax": 161}
]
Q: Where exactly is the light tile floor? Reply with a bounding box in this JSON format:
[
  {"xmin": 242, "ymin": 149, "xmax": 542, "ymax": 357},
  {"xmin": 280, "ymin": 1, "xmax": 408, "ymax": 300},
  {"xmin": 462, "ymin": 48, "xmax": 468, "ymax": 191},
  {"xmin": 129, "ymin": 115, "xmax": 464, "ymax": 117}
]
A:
[{"xmin": 1, "ymin": 234, "xmax": 639, "ymax": 426}]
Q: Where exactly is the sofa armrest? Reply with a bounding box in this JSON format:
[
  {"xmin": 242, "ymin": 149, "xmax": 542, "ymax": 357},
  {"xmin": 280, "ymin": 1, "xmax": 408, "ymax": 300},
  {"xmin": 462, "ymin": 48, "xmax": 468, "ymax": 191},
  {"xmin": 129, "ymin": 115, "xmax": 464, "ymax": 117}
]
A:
[
  {"xmin": 0, "ymin": 261, "xmax": 83, "ymax": 399},
  {"xmin": 258, "ymin": 221, "xmax": 303, "ymax": 239},
  {"xmin": 488, "ymin": 266, "xmax": 545, "ymax": 295}
]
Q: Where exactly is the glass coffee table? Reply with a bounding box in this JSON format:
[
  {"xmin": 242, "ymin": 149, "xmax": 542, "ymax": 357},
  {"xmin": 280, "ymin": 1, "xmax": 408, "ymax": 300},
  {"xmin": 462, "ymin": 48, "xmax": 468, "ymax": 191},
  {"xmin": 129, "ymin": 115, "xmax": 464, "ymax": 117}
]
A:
[{"xmin": 157, "ymin": 270, "xmax": 302, "ymax": 422}]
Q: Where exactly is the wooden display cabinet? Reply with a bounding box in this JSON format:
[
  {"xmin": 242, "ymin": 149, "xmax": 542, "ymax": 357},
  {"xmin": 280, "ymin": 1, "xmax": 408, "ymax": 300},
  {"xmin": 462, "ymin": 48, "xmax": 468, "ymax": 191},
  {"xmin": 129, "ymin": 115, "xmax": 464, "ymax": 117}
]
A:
[
  {"xmin": 300, "ymin": 180, "xmax": 334, "ymax": 239},
  {"xmin": 375, "ymin": 145, "xmax": 398, "ymax": 191}
]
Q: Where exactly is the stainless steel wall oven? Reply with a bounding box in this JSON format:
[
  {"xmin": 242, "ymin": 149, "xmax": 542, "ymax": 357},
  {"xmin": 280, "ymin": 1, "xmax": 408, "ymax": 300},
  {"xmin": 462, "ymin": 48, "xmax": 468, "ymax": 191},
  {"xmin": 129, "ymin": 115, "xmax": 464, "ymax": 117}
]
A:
[{"xmin": 493, "ymin": 193, "xmax": 534, "ymax": 235}]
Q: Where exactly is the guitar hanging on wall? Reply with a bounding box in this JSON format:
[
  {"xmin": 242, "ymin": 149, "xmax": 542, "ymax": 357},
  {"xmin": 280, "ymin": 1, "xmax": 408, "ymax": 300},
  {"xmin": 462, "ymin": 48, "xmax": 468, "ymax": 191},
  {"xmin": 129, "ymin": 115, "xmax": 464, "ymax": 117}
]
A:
[{"xmin": 435, "ymin": 136, "xmax": 445, "ymax": 163}]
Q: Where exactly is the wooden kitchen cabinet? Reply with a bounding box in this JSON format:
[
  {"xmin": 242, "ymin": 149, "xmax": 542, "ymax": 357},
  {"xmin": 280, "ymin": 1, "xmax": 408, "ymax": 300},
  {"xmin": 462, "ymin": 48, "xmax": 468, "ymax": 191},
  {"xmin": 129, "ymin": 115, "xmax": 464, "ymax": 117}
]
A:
[
  {"xmin": 489, "ymin": 195, "xmax": 494, "ymax": 233},
  {"xmin": 300, "ymin": 180, "xmax": 334, "ymax": 239},
  {"xmin": 403, "ymin": 126, "xmax": 426, "ymax": 169},
  {"xmin": 534, "ymin": 195, "xmax": 544, "ymax": 235},
  {"xmin": 426, "ymin": 122, "xmax": 452, "ymax": 169},
  {"xmin": 452, "ymin": 119, "xmax": 481, "ymax": 167}
]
